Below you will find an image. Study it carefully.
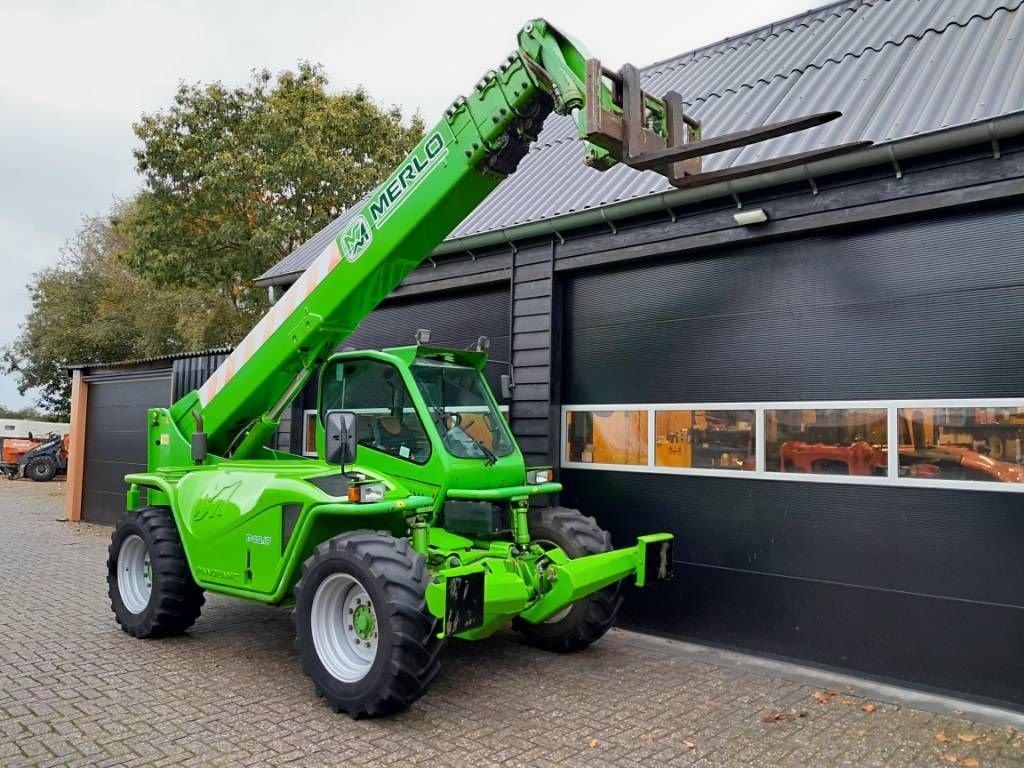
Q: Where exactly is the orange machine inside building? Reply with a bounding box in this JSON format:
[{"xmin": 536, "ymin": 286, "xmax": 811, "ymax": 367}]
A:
[{"xmin": 566, "ymin": 410, "xmax": 648, "ymax": 465}]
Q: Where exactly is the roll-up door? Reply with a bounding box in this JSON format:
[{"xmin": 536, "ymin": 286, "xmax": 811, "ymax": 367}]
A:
[
  {"xmin": 81, "ymin": 371, "xmax": 172, "ymax": 525},
  {"xmin": 559, "ymin": 203, "xmax": 1024, "ymax": 707}
]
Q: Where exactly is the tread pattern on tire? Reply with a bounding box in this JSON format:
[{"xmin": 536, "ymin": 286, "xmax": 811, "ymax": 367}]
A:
[
  {"xmin": 107, "ymin": 506, "xmax": 205, "ymax": 638},
  {"xmin": 514, "ymin": 506, "xmax": 623, "ymax": 653},
  {"xmin": 294, "ymin": 531, "xmax": 443, "ymax": 718},
  {"xmin": 26, "ymin": 456, "xmax": 56, "ymax": 482}
]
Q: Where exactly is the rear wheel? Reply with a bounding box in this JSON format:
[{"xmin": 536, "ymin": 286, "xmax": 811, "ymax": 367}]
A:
[
  {"xmin": 294, "ymin": 532, "xmax": 443, "ymax": 718},
  {"xmin": 514, "ymin": 507, "xmax": 623, "ymax": 653},
  {"xmin": 107, "ymin": 507, "xmax": 205, "ymax": 637},
  {"xmin": 25, "ymin": 456, "xmax": 57, "ymax": 482}
]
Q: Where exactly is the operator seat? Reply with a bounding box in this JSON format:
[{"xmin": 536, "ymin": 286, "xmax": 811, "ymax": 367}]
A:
[{"xmin": 371, "ymin": 416, "xmax": 419, "ymax": 458}]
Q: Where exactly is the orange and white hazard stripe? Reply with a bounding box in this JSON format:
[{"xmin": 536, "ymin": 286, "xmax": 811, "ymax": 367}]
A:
[{"xmin": 197, "ymin": 239, "xmax": 343, "ymax": 406}]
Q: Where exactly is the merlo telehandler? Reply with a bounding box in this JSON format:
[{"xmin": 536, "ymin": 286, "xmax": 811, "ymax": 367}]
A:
[{"xmin": 106, "ymin": 19, "xmax": 865, "ymax": 717}]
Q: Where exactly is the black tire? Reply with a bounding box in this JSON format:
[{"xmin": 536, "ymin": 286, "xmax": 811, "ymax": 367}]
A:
[
  {"xmin": 25, "ymin": 456, "xmax": 57, "ymax": 482},
  {"xmin": 294, "ymin": 531, "xmax": 443, "ymax": 718},
  {"xmin": 513, "ymin": 507, "xmax": 623, "ymax": 653},
  {"xmin": 107, "ymin": 507, "xmax": 205, "ymax": 638}
]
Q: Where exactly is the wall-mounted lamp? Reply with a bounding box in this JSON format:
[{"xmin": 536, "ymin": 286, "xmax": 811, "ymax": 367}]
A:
[{"xmin": 733, "ymin": 208, "xmax": 769, "ymax": 226}]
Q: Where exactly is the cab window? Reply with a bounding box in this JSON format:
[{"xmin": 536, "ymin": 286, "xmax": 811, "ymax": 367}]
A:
[
  {"xmin": 410, "ymin": 358, "xmax": 515, "ymax": 460},
  {"xmin": 321, "ymin": 359, "xmax": 431, "ymax": 464}
]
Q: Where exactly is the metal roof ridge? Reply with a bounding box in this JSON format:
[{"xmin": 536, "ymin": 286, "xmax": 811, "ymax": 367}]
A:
[
  {"xmin": 658, "ymin": 0, "xmax": 1024, "ymax": 107},
  {"xmin": 255, "ymin": 0, "xmax": 1024, "ymax": 287},
  {"xmin": 642, "ymin": 0, "xmax": 868, "ymax": 74}
]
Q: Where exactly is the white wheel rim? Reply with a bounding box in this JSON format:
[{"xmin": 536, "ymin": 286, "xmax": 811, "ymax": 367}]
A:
[
  {"xmin": 311, "ymin": 573, "xmax": 379, "ymax": 682},
  {"xmin": 545, "ymin": 605, "xmax": 573, "ymax": 624},
  {"xmin": 535, "ymin": 538, "xmax": 573, "ymax": 624},
  {"xmin": 117, "ymin": 534, "xmax": 152, "ymax": 614}
]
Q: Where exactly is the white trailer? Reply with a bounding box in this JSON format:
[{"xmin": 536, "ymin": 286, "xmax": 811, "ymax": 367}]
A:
[{"xmin": 0, "ymin": 419, "xmax": 70, "ymax": 439}]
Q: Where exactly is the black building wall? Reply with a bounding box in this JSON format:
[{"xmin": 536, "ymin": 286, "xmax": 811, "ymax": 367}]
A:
[{"xmin": 563, "ymin": 203, "xmax": 1024, "ymax": 403}]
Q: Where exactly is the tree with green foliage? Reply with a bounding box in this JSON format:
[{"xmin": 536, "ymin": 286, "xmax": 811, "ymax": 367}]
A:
[
  {"xmin": 123, "ymin": 62, "xmax": 423, "ymax": 307},
  {"xmin": 5, "ymin": 63, "xmax": 421, "ymax": 416},
  {"xmin": 0, "ymin": 405, "xmax": 51, "ymax": 421},
  {"xmin": 2, "ymin": 202, "xmax": 243, "ymax": 418}
]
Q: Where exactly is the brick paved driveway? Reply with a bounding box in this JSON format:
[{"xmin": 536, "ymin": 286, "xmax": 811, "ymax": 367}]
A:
[{"xmin": 1, "ymin": 481, "xmax": 1021, "ymax": 767}]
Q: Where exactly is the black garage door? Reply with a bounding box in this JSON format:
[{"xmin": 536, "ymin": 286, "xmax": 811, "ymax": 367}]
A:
[
  {"xmin": 559, "ymin": 202, "xmax": 1024, "ymax": 708},
  {"xmin": 81, "ymin": 372, "xmax": 172, "ymax": 525}
]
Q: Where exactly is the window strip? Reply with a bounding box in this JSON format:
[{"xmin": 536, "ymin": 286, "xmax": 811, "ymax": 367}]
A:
[{"xmin": 562, "ymin": 400, "xmax": 1024, "ymax": 494}]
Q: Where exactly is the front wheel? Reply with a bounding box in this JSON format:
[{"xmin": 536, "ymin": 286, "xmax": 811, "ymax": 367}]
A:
[
  {"xmin": 514, "ymin": 507, "xmax": 623, "ymax": 653},
  {"xmin": 106, "ymin": 507, "xmax": 205, "ymax": 637},
  {"xmin": 294, "ymin": 532, "xmax": 443, "ymax": 718},
  {"xmin": 26, "ymin": 456, "xmax": 57, "ymax": 482}
]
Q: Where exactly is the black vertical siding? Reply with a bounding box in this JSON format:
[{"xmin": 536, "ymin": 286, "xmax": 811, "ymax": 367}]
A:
[
  {"xmin": 171, "ymin": 352, "xmax": 230, "ymax": 400},
  {"xmin": 511, "ymin": 243, "xmax": 557, "ymax": 466}
]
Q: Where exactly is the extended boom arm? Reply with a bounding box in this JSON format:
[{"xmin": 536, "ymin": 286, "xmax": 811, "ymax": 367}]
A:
[{"xmin": 178, "ymin": 19, "xmax": 866, "ymax": 458}]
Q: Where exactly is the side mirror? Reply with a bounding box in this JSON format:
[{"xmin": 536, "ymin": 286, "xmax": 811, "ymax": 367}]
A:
[{"xmin": 325, "ymin": 410, "xmax": 357, "ymax": 465}]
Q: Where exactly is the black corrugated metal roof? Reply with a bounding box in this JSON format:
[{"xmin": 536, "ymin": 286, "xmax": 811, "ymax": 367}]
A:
[
  {"xmin": 259, "ymin": 0, "xmax": 1024, "ymax": 285},
  {"xmin": 67, "ymin": 346, "xmax": 235, "ymax": 372}
]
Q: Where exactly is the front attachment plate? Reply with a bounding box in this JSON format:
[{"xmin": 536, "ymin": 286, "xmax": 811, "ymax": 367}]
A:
[
  {"xmin": 444, "ymin": 571, "xmax": 485, "ymax": 636},
  {"xmin": 644, "ymin": 537, "xmax": 674, "ymax": 584}
]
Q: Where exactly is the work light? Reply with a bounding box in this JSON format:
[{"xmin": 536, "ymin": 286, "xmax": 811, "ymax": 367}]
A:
[
  {"xmin": 526, "ymin": 468, "xmax": 552, "ymax": 485},
  {"xmin": 348, "ymin": 482, "xmax": 387, "ymax": 503}
]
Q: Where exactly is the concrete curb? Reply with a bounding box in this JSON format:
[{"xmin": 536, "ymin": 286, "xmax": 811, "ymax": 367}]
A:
[{"xmin": 615, "ymin": 629, "xmax": 1024, "ymax": 730}]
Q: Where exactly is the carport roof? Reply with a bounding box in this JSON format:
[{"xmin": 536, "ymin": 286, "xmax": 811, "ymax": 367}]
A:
[{"xmin": 258, "ymin": 0, "xmax": 1024, "ymax": 286}]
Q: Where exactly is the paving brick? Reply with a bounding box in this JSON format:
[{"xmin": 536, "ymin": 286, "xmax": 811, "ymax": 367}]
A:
[{"xmin": 1, "ymin": 481, "xmax": 1022, "ymax": 767}]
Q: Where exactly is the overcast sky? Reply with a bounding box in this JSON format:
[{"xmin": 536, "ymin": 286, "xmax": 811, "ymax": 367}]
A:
[{"xmin": 0, "ymin": 0, "xmax": 810, "ymax": 410}]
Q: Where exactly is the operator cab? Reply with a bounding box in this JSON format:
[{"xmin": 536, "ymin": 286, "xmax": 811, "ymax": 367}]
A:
[{"xmin": 317, "ymin": 345, "xmax": 517, "ymax": 473}]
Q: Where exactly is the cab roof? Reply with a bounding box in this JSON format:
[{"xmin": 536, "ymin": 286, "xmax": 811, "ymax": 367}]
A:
[{"xmin": 334, "ymin": 345, "xmax": 488, "ymax": 371}]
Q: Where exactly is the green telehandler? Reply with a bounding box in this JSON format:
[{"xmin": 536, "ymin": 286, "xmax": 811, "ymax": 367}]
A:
[{"xmin": 106, "ymin": 19, "xmax": 865, "ymax": 718}]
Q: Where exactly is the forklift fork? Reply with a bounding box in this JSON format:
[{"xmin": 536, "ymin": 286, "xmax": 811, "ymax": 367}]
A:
[{"xmin": 583, "ymin": 58, "xmax": 870, "ymax": 188}]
